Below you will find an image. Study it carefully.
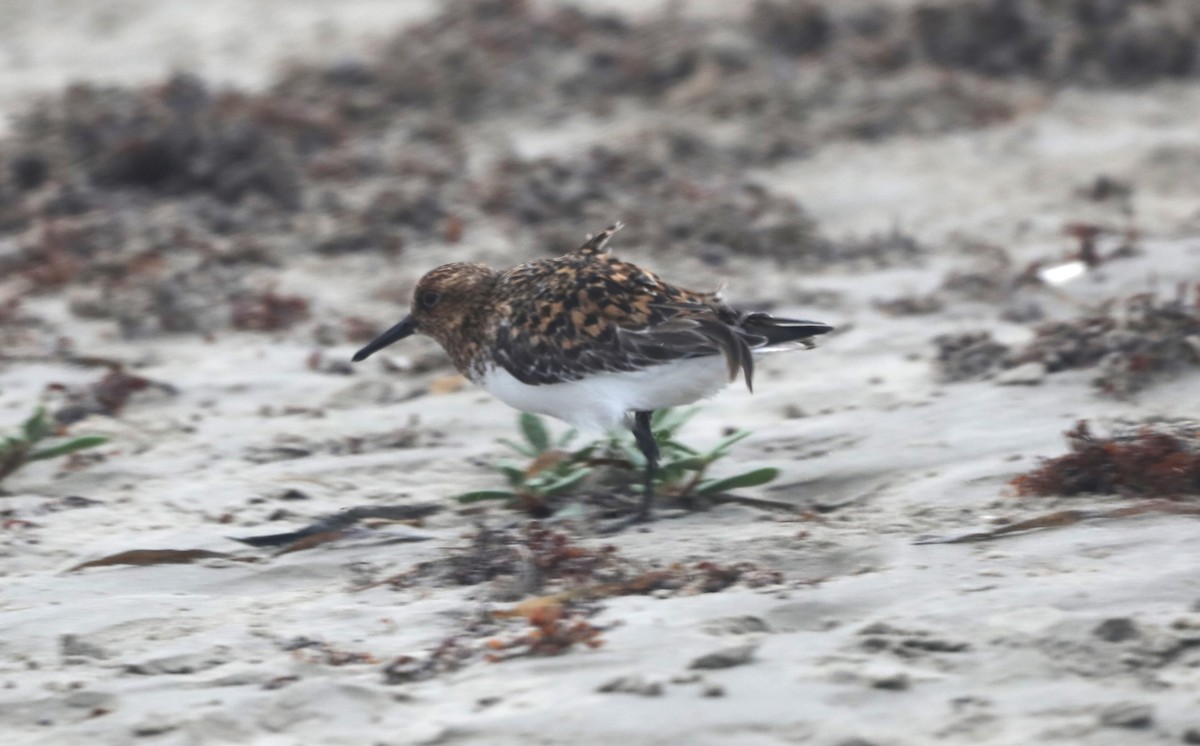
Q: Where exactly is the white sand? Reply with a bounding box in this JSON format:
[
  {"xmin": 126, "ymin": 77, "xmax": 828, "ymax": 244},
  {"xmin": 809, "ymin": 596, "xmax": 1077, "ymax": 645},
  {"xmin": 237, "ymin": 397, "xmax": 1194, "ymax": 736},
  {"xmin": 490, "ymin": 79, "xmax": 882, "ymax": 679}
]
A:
[{"xmin": 2, "ymin": 3, "xmax": 1200, "ymax": 745}]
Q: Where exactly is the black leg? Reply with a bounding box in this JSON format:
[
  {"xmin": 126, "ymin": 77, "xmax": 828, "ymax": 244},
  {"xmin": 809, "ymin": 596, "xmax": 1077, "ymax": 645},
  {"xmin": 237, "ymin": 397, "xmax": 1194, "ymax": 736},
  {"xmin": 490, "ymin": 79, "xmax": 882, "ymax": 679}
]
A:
[{"xmin": 631, "ymin": 410, "xmax": 659, "ymax": 520}]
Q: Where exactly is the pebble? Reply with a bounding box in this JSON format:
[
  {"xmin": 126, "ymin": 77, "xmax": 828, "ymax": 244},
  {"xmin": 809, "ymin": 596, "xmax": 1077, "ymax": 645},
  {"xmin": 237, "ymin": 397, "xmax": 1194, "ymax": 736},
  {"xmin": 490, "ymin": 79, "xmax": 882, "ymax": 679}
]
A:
[
  {"xmin": 1098, "ymin": 702, "xmax": 1154, "ymax": 729},
  {"xmin": 1093, "ymin": 618, "xmax": 1139, "ymax": 643},
  {"xmin": 871, "ymin": 672, "xmax": 910, "ymax": 691},
  {"xmin": 596, "ymin": 675, "xmax": 663, "ymax": 697},
  {"xmin": 689, "ymin": 644, "xmax": 758, "ymax": 670},
  {"xmin": 995, "ymin": 362, "xmax": 1046, "ymax": 385},
  {"xmin": 59, "ymin": 634, "xmax": 110, "ymax": 662}
]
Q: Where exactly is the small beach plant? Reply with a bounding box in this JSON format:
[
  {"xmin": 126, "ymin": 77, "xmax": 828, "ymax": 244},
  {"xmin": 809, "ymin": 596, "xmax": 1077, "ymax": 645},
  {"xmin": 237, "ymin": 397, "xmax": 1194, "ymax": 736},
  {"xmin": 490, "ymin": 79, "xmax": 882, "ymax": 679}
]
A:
[
  {"xmin": 0, "ymin": 407, "xmax": 108, "ymax": 487},
  {"xmin": 457, "ymin": 409, "xmax": 778, "ymax": 512}
]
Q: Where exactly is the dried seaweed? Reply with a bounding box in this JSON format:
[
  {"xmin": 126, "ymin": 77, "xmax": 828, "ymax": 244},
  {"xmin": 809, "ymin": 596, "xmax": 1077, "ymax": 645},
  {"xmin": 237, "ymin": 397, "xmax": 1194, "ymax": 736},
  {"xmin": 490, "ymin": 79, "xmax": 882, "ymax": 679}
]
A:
[
  {"xmin": 1010, "ymin": 290, "xmax": 1200, "ymax": 396},
  {"xmin": 230, "ymin": 289, "xmax": 310, "ymax": 331},
  {"xmin": 480, "ymin": 146, "xmax": 832, "ymax": 266},
  {"xmin": 373, "ymin": 522, "xmax": 784, "ymax": 678},
  {"xmin": 933, "ymin": 331, "xmax": 1010, "ymax": 382},
  {"xmin": 933, "ymin": 289, "xmax": 1200, "ymax": 393},
  {"xmin": 371, "ymin": 522, "xmax": 783, "ymax": 599},
  {"xmin": 917, "ymin": 499, "xmax": 1200, "ymax": 544},
  {"xmin": 14, "ymin": 75, "xmax": 303, "ymax": 206},
  {"xmin": 1012, "ymin": 420, "xmax": 1200, "ymax": 498},
  {"xmin": 234, "ymin": 504, "xmax": 443, "ymax": 549},
  {"xmin": 68, "ymin": 549, "xmax": 235, "ymax": 572},
  {"xmin": 49, "ymin": 367, "xmax": 175, "ymax": 425},
  {"xmin": 485, "ymin": 601, "xmax": 606, "ymax": 660}
]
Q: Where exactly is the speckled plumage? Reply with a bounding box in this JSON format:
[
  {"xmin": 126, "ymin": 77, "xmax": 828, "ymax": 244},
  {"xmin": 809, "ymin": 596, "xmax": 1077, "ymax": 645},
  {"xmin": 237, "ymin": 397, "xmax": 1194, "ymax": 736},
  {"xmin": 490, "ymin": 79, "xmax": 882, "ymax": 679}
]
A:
[
  {"xmin": 352, "ymin": 224, "xmax": 832, "ymax": 520},
  {"xmin": 371, "ymin": 225, "xmax": 830, "ymax": 392}
]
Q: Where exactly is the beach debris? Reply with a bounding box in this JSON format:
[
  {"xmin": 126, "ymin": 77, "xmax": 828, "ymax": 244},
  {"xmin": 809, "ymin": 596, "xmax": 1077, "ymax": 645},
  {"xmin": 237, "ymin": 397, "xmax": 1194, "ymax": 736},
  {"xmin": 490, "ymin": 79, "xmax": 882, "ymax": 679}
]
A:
[
  {"xmin": 857, "ymin": 622, "xmax": 970, "ymax": 655},
  {"xmin": 1031, "ymin": 291, "xmax": 1200, "ymax": 396},
  {"xmin": 689, "ymin": 643, "xmax": 759, "ymax": 670},
  {"xmin": 1098, "ymin": 702, "xmax": 1155, "ymax": 730},
  {"xmin": 49, "ymin": 367, "xmax": 176, "ymax": 425},
  {"xmin": 125, "ymin": 651, "xmax": 230, "ymax": 676},
  {"xmin": 369, "ymin": 522, "xmax": 784, "ymax": 599},
  {"xmin": 60, "ymin": 634, "xmax": 111, "ymax": 662},
  {"xmin": 282, "ymin": 637, "xmax": 377, "ymax": 666},
  {"xmin": 1012, "ymin": 420, "xmax": 1200, "ymax": 498},
  {"xmin": 994, "ymin": 361, "xmax": 1046, "ymax": 386},
  {"xmin": 234, "ymin": 504, "xmax": 442, "ymax": 550},
  {"xmin": 874, "ymin": 294, "xmax": 943, "ymax": 317},
  {"xmin": 485, "ymin": 600, "xmax": 607, "ymax": 660},
  {"xmin": 1094, "ymin": 618, "xmax": 1139, "ymax": 643},
  {"xmin": 306, "ymin": 350, "xmax": 355, "ymax": 375},
  {"xmin": 68, "ymin": 549, "xmax": 234, "ymax": 572},
  {"xmin": 243, "ymin": 426, "xmax": 427, "ymax": 463},
  {"xmin": 933, "ymin": 288, "xmax": 1200, "ymax": 394},
  {"xmin": 230, "ymin": 289, "xmax": 311, "ymax": 331},
  {"xmin": 916, "ymin": 500, "xmax": 1200, "ymax": 545},
  {"xmin": 361, "ymin": 523, "xmax": 784, "ymax": 677},
  {"xmin": 382, "ymin": 638, "xmax": 474, "ymax": 685},
  {"xmin": 1036, "ymin": 260, "xmax": 1086, "ymax": 286},
  {"xmin": 597, "ymin": 675, "xmax": 663, "ymax": 697},
  {"xmin": 933, "ymin": 331, "xmax": 1009, "ymax": 382}
]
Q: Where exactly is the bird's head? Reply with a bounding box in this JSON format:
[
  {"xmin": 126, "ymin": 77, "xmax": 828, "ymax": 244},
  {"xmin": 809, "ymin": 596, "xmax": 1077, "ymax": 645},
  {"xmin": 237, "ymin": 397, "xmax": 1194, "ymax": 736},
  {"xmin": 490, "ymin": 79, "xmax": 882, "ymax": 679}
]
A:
[{"xmin": 352, "ymin": 263, "xmax": 499, "ymax": 362}]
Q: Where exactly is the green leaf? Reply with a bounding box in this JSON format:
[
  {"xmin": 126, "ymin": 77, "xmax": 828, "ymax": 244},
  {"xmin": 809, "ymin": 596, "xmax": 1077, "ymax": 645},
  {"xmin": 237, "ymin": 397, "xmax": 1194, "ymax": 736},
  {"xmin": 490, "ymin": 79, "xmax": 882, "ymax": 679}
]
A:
[
  {"xmin": 651, "ymin": 407, "xmax": 697, "ymax": 434},
  {"xmin": 653, "ymin": 463, "xmax": 690, "ymax": 487},
  {"xmin": 615, "ymin": 440, "xmax": 645, "ymax": 467},
  {"xmin": 455, "ymin": 490, "xmax": 517, "ymax": 504},
  {"xmin": 518, "ymin": 413, "xmax": 550, "ymax": 453},
  {"xmin": 496, "ymin": 463, "xmax": 526, "ymax": 488},
  {"xmin": 568, "ymin": 444, "xmax": 597, "ymax": 463},
  {"xmin": 539, "ymin": 468, "xmax": 593, "ymax": 497},
  {"xmin": 696, "ymin": 467, "xmax": 780, "ymax": 495},
  {"xmin": 555, "ymin": 428, "xmax": 578, "ymax": 448},
  {"xmin": 21, "ymin": 407, "xmax": 51, "ymax": 442},
  {"xmin": 29, "ymin": 436, "xmax": 107, "ymax": 461},
  {"xmin": 708, "ymin": 430, "xmax": 751, "ymax": 457},
  {"xmin": 497, "ymin": 437, "xmax": 537, "ymax": 458},
  {"xmin": 663, "ymin": 456, "xmax": 710, "ymax": 472},
  {"xmin": 661, "ymin": 439, "xmax": 699, "ymax": 456}
]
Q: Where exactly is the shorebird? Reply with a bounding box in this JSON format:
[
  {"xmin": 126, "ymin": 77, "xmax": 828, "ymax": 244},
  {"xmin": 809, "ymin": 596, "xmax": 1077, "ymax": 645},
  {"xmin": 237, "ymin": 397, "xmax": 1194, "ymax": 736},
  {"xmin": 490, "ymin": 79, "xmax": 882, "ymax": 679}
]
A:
[{"xmin": 353, "ymin": 224, "xmax": 831, "ymax": 520}]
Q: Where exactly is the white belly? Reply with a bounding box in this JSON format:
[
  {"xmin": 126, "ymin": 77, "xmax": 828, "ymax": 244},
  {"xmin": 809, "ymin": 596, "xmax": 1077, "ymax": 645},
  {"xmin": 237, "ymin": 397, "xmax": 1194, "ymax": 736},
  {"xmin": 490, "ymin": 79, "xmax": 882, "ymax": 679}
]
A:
[{"xmin": 479, "ymin": 356, "xmax": 732, "ymax": 432}]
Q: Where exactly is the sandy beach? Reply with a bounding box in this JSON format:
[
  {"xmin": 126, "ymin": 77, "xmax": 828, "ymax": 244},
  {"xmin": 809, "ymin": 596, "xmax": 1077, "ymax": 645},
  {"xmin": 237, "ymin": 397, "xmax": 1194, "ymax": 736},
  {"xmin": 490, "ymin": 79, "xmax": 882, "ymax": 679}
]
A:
[{"xmin": 2, "ymin": 2, "xmax": 1200, "ymax": 744}]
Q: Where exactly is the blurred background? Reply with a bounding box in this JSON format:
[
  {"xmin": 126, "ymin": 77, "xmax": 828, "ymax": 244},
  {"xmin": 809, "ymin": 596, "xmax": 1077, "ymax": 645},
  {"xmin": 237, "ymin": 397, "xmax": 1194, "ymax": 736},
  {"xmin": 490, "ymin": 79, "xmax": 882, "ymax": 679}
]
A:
[{"xmin": 1, "ymin": 0, "xmax": 1199, "ymax": 383}]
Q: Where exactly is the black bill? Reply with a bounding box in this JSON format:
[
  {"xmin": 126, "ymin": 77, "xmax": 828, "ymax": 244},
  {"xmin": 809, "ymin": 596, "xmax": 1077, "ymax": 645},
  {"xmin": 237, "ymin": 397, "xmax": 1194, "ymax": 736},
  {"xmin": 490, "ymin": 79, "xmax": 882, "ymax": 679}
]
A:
[{"xmin": 352, "ymin": 315, "xmax": 418, "ymax": 362}]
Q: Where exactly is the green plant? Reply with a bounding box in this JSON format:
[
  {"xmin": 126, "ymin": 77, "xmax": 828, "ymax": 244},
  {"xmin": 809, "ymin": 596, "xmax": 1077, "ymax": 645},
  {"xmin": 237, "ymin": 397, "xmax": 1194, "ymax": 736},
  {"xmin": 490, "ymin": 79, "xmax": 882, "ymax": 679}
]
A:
[
  {"xmin": 456, "ymin": 412, "xmax": 596, "ymax": 509},
  {"xmin": 456, "ymin": 409, "xmax": 778, "ymax": 511},
  {"xmin": 605, "ymin": 408, "xmax": 779, "ymax": 498},
  {"xmin": 0, "ymin": 407, "xmax": 108, "ymax": 486}
]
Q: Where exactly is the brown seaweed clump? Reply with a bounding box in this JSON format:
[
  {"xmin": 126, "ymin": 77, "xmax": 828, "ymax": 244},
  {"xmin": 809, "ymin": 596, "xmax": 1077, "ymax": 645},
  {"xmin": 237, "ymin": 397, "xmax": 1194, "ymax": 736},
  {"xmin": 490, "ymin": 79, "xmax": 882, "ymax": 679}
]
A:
[
  {"xmin": 933, "ymin": 288, "xmax": 1200, "ymax": 393},
  {"xmin": 1010, "ymin": 290, "xmax": 1200, "ymax": 396},
  {"xmin": 933, "ymin": 331, "xmax": 1011, "ymax": 382},
  {"xmin": 14, "ymin": 75, "xmax": 307, "ymax": 208},
  {"xmin": 482, "ymin": 147, "xmax": 823, "ymax": 264},
  {"xmin": 1012, "ymin": 420, "xmax": 1200, "ymax": 498}
]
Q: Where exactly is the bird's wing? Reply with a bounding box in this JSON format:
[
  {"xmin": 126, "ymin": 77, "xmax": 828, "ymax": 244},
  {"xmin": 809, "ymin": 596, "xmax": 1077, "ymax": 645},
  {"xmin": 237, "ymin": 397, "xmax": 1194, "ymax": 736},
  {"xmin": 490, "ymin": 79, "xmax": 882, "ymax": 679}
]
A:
[
  {"xmin": 490, "ymin": 229, "xmax": 831, "ymax": 389},
  {"xmin": 491, "ymin": 298, "xmax": 757, "ymax": 387}
]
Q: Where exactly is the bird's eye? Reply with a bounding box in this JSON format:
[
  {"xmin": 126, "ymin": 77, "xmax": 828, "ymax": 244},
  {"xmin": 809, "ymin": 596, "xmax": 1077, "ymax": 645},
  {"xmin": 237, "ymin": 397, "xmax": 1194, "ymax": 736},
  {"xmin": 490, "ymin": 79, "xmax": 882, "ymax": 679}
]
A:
[{"xmin": 419, "ymin": 291, "xmax": 441, "ymax": 310}]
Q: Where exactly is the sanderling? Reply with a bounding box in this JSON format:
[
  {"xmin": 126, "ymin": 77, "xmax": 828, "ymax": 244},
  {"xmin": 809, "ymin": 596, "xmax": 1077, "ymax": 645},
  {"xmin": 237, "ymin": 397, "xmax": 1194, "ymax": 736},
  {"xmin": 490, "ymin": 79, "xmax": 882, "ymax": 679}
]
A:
[{"xmin": 353, "ymin": 224, "xmax": 831, "ymax": 520}]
